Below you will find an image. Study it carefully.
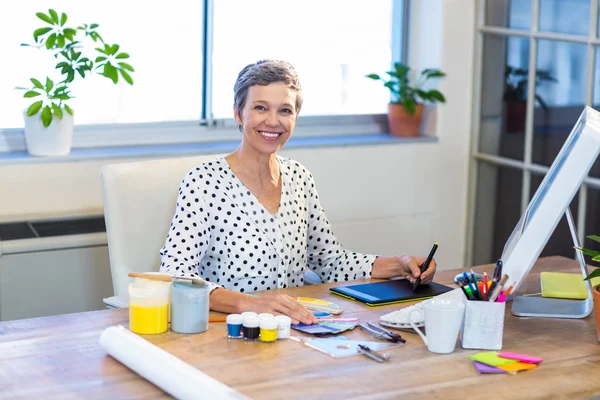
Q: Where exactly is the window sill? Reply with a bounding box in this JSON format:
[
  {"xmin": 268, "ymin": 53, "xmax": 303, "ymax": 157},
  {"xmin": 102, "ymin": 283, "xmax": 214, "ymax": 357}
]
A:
[{"xmin": 0, "ymin": 134, "xmax": 438, "ymax": 165}]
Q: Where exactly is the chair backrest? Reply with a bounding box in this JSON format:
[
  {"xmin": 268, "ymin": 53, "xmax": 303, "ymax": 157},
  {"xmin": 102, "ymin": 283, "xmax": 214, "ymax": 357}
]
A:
[{"xmin": 100, "ymin": 154, "xmax": 224, "ymax": 297}]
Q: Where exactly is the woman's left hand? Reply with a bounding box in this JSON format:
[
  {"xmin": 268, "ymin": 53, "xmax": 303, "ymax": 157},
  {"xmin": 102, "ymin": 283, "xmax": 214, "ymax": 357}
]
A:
[{"xmin": 371, "ymin": 255, "xmax": 437, "ymax": 284}]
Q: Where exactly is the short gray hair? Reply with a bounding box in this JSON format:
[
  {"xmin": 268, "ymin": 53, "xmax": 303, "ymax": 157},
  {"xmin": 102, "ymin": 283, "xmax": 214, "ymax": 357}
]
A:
[{"xmin": 233, "ymin": 60, "xmax": 303, "ymax": 118}]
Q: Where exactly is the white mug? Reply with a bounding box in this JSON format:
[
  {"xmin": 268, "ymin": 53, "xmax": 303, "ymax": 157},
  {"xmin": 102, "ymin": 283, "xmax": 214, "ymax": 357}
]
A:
[{"xmin": 409, "ymin": 298, "xmax": 465, "ymax": 354}]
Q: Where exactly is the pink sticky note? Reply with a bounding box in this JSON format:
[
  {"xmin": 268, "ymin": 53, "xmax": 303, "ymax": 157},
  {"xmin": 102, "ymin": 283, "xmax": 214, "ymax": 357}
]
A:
[{"xmin": 497, "ymin": 352, "xmax": 543, "ymax": 364}]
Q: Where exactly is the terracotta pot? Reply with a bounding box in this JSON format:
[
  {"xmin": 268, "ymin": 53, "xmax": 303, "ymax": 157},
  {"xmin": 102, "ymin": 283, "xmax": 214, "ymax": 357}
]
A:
[
  {"xmin": 593, "ymin": 285, "xmax": 600, "ymax": 342},
  {"xmin": 387, "ymin": 103, "xmax": 424, "ymax": 137}
]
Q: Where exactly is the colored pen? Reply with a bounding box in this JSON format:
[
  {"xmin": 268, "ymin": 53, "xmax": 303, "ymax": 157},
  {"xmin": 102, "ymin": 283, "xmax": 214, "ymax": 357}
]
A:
[
  {"xmin": 489, "ymin": 274, "xmax": 509, "ymax": 302},
  {"xmin": 493, "ymin": 259, "xmax": 503, "ymax": 281},
  {"xmin": 483, "ymin": 272, "xmax": 489, "ymax": 301},
  {"xmin": 504, "ymin": 282, "xmax": 515, "ymax": 297},
  {"xmin": 412, "ymin": 242, "xmax": 438, "ymax": 291},
  {"xmin": 459, "ymin": 284, "xmax": 470, "ymax": 300},
  {"xmin": 471, "ymin": 273, "xmax": 481, "ymax": 300}
]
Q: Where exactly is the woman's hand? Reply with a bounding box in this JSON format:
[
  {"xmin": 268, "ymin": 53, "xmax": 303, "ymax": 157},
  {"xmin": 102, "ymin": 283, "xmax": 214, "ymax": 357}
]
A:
[
  {"xmin": 244, "ymin": 293, "xmax": 318, "ymax": 325},
  {"xmin": 371, "ymin": 255, "xmax": 437, "ymax": 284}
]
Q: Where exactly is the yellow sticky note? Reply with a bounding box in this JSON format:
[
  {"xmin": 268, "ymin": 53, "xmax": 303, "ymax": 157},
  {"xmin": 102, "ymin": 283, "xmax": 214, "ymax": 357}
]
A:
[
  {"xmin": 540, "ymin": 272, "xmax": 600, "ymax": 300},
  {"xmin": 497, "ymin": 362, "xmax": 537, "ymax": 373},
  {"xmin": 468, "ymin": 352, "xmax": 518, "ymax": 367}
]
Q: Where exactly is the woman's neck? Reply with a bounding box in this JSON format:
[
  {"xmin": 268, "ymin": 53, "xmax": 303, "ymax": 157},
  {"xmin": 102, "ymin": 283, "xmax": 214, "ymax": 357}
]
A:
[{"xmin": 226, "ymin": 148, "xmax": 279, "ymax": 184}]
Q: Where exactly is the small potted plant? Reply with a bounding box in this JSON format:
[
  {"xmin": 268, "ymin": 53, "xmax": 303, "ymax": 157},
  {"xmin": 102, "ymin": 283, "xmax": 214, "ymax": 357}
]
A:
[
  {"xmin": 576, "ymin": 235, "xmax": 600, "ymax": 342},
  {"xmin": 17, "ymin": 9, "xmax": 134, "ymax": 157},
  {"xmin": 503, "ymin": 65, "xmax": 557, "ymax": 133},
  {"xmin": 366, "ymin": 62, "xmax": 446, "ymax": 137}
]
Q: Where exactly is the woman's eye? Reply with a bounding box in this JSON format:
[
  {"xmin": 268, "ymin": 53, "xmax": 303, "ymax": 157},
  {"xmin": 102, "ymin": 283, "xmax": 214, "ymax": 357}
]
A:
[
  {"xmin": 255, "ymin": 105, "xmax": 266, "ymax": 111},
  {"xmin": 281, "ymin": 108, "xmax": 293, "ymax": 114}
]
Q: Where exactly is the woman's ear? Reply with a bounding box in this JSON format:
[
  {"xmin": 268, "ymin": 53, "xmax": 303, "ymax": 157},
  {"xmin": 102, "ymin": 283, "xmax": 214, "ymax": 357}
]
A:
[{"xmin": 233, "ymin": 106, "xmax": 243, "ymax": 126}]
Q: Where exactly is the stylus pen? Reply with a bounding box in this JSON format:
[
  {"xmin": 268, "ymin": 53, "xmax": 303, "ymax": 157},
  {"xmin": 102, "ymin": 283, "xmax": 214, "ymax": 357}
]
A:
[{"xmin": 413, "ymin": 242, "xmax": 438, "ymax": 291}]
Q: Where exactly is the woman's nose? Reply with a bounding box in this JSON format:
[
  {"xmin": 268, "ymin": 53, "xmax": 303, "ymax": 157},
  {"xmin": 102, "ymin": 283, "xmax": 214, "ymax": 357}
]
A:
[{"xmin": 265, "ymin": 110, "xmax": 279, "ymax": 126}]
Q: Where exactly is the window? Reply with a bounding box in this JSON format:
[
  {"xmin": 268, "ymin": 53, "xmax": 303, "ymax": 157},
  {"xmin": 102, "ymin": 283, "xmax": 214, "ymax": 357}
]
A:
[
  {"xmin": 210, "ymin": 0, "xmax": 393, "ymax": 118},
  {"xmin": 0, "ymin": 0, "xmax": 203, "ymax": 128},
  {"xmin": 0, "ymin": 1, "xmax": 405, "ymax": 145},
  {"xmin": 469, "ymin": 0, "xmax": 600, "ymax": 266}
]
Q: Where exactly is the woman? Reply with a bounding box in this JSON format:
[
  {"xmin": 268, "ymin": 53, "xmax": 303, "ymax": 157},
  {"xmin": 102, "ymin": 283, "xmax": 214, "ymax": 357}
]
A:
[{"xmin": 159, "ymin": 60, "xmax": 437, "ymax": 324}]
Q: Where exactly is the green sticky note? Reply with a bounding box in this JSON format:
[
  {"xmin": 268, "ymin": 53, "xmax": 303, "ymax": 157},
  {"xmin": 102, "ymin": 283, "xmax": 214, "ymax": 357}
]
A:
[{"xmin": 468, "ymin": 352, "xmax": 518, "ymax": 367}]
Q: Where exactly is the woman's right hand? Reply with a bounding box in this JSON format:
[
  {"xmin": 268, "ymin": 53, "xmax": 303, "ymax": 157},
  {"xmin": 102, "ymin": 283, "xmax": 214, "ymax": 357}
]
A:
[{"xmin": 245, "ymin": 293, "xmax": 318, "ymax": 325}]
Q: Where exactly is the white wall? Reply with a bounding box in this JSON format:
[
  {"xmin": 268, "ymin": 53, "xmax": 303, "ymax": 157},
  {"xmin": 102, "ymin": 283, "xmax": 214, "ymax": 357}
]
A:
[{"xmin": 0, "ymin": 0, "xmax": 476, "ymax": 270}]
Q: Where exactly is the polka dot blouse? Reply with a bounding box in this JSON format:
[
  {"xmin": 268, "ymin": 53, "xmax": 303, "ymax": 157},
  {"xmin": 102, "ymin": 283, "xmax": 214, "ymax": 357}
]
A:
[{"xmin": 159, "ymin": 156, "xmax": 376, "ymax": 293}]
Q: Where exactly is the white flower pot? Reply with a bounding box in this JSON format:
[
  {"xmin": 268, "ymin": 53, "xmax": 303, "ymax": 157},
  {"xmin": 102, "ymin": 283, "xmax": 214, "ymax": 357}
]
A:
[{"xmin": 23, "ymin": 110, "xmax": 74, "ymax": 157}]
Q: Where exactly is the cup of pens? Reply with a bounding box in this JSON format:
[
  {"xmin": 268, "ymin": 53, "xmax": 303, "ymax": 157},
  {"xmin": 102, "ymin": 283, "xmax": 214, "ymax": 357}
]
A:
[{"xmin": 455, "ymin": 262, "xmax": 512, "ymax": 351}]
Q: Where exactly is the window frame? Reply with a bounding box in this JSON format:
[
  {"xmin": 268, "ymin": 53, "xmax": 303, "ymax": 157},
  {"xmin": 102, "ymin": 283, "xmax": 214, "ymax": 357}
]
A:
[{"xmin": 0, "ymin": 0, "xmax": 409, "ymax": 154}]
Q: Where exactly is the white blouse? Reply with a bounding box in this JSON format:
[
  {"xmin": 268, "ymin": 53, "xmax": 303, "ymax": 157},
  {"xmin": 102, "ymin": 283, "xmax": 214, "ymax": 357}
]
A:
[{"xmin": 159, "ymin": 156, "xmax": 376, "ymax": 293}]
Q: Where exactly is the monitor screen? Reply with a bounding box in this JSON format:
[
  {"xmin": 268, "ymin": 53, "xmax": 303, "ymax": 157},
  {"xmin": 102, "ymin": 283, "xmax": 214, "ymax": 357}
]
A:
[{"xmin": 499, "ymin": 106, "xmax": 600, "ymax": 293}]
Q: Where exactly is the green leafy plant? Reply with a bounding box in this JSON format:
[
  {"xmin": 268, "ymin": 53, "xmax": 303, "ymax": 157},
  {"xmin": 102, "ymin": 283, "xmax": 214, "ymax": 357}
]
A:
[
  {"xmin": 575, "ymin": 235, "xmax": 600, "ymax": 281},
  {"xmin": 366, "ymin": 62, "xmax": 446, "ymax": 115},
  {"xmin": 503, "ymin": 65, "xmax": 557, "ymax": 109},
  {"xmin": 17, "ymin": 9, "xmax": 134, "ymax": 127}
]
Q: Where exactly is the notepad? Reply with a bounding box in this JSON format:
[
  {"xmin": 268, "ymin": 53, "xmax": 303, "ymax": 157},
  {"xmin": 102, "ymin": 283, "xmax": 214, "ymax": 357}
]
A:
[{"xmin": 540, "ymin": 272, "xmax": 600, "ymax": 300}]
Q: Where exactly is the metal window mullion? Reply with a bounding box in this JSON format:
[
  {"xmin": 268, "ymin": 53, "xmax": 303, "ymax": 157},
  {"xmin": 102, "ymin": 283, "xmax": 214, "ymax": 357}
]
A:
[
  {"xmin": 392, "ymin": 0, "xmax": 409, "ymax": 65},
  {"xmin": 577, "ymin": 184, "xmax": 588, "ymax": 248},
  {"xmin": 479, "ymin": 26, "xmax": 590, "ymax": 44},
  {"xmin": 201, "ymin": 0, "xmax": 215, "ymax": 124},
  {"xmin": 464, "ymin": 0, "xmax": 487, "ymax": 267},
  {"xmin": 521, "ymin": 0, "xmax": 539, "ymax": 214}
]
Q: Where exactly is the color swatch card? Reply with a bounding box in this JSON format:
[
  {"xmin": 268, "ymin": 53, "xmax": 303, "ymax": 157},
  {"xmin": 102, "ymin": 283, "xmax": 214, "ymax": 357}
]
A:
[
  {"xmin": 291, "ymin": 318, "xmax": 359, "ymax": 335},
  {"xmin": 497, "ymin": 352, "xmax": 544, "ymax": 364},
  {"xmin": 470, "ymin": 351, "xmax": 542, "ymax": 375},
  {"xmin": 469, "ymin": 351, "xmax": 518, "ymax": 367}
]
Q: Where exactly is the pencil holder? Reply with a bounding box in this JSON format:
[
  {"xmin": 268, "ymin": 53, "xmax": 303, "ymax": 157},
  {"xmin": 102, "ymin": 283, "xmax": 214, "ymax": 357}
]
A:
[{"xmin": 460, "ymin": 300, "xmax": 505, "ymax": 350}]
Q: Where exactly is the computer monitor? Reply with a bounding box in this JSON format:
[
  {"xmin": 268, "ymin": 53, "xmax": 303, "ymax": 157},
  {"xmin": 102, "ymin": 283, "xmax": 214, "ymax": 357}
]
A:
[{"xmin": 499, "ymin": 106, "xmax": 600, "ymax": 299}]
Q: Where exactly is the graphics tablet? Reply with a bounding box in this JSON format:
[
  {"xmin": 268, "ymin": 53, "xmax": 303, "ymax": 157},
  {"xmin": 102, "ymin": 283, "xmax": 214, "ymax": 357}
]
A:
[{"xmin": 329, "ymin": 279, "xmax": 453, "ymax": 306}]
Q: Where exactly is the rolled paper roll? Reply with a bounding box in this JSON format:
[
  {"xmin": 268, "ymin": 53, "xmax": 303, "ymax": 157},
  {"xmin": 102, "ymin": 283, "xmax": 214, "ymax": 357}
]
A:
[{"xmin": 99, "ymin": 325, "xmax": 249, "ymax": 400}]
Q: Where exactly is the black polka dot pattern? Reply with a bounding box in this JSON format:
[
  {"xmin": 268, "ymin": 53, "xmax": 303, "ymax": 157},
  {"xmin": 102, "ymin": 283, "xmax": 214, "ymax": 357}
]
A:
[{"xmin": 159, "ymin": 156, "xmax": 376, "ymax": 293}]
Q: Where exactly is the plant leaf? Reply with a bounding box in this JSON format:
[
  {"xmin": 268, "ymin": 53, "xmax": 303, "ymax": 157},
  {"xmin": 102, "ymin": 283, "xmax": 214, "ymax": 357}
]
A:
[
  {"xmin": 584, "ymin": 267, "xmax": 600, "ymax": 281},
  {"xmin": 90, "ymin": 23, "xmax": 99, "ymax": 29},
  {"xmin": 427, "ymin": 89, "xmax": 446, "ymax": 103},
  {"xmin": 110, "ymin": 44, "xmax": 120, "ymax": 55},
  {"xmin": 95, "ymin": 47, "xmax": 107, "ymax": 55},
  {"xmin": 115, "ymin": 52, "xmax": 130, "ymax": 59},
  {"xmin": 119, "ymin": 68, "xmax": 134, "ymax": 85},
  {"xmin": 78, "ymin": 69, "xmax": 85, "ymax": 78},
  {"xmin": 103, "ymin": 63, "xmax": 119, "ymax": 84},
  {"xmin": 57, "ymin": 34, "xmax": 65, "ymax": 48},
  {"xmin": 52, "ymin": 103, "xmax": 63, "ymax": 120},
  {"xmin": 36, "ymin": 12, "xmax": 53, "ymax": 25},
  {"xmin": 24, "ymin": 91, "xmax": 41, "ymax": 98},
  {"xmin": 95, "ymin": 56, "xmax": 107, "ymax": 63},
  {"xmin": 33, "ymin": 27, "xmax": 53, "ymax": 40},
  {"xmin": 30, "ymin": 78, "xmax": 43, "ymax": 89},
  {"xmin": 48, "ymin": 9, "xmax": 59, "ymax": 24},
  {"xmin": 27, "ymin": 100, "xmax": 43, "ymax": 116},
  {"xmin": 64, "ymin": 28, "xmax": 76, "ymax": 41},
  {"xmin": 46, "ymin": 33, "xmax": 57, "ymax": 49},
  {"xmin": 64, "ymin": 104, "xmax": 73, "ymax": 115},
  {"xmin": 45, "ymin": 77, "xmax": 54, "ymax": 93},
  {"xmin": 366, "ymin": 73, "xmax": 380, "ymax": 80},
  {"xmin": 118, "ymin": 62, "xmax": 134, "ymax": 72},
  {"xmin": 587, "ymin": 235, "xmax": 600, "ymax": 243},
  {"xmin": 60, "ymin": 12, "xmax": 67, "ymax": 26},
  {"xmin": 593, "ymin": 256, "xmax": 600, "ymax": 262},
  {"xmin": 403, "ymin": 98, "xmax": 417, "ymax": 115},
  {"xmin": 41, "ymin": 105, "xmax": 53, "ymax": 127},
  {"xmin": 575, "ymin": 246, "xmax": 600, "ymax": 258}
]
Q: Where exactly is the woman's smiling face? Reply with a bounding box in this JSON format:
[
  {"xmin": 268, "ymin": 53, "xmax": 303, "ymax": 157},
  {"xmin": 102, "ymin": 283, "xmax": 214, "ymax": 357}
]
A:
[{"xmin": 234, "ymin": 82, "xmax": 298, "ymax": 156}]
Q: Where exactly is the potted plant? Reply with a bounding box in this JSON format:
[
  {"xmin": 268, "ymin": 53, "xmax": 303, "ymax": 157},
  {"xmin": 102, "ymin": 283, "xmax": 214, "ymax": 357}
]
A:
[
  {"xmin": 503, "ymin": 65, "xmax": 557, "ymax": 133},
  {"xmin": 17, "ymin": 9, "xmax": 134, "ymax": 157},
  {"xmin": 576, "ymin": 235, "xmax": 600, "ymax": 342},
  {"xmin": 366, "ymin": 62, "xmax": 446, "ymax": 137}
]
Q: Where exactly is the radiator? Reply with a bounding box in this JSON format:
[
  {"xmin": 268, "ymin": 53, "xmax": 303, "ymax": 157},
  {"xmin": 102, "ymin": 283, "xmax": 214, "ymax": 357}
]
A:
[{"xmin": 0, "ymin": 217, "xmax": 114, "ymax": 321}]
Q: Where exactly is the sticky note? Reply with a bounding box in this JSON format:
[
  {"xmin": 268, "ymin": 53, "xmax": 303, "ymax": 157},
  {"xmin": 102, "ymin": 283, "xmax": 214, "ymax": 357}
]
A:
[
  {"xmin": 497, "ymin": 362, "xmax": 537, "ymax": 373},
  {"xmin": 468, "ymin": 351, "xmax": 518, "ymax": 367},
  {"xmin": 473, "ymin": 361, "xmax": 507, "ymax": 374},
  {"xmin": 498, "ymin": 352, "xmax": 543, "ymax": 364}
]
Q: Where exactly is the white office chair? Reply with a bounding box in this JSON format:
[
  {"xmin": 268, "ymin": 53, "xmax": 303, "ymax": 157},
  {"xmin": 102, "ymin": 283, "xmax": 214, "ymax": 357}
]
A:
[{"xmin": 100, "ymin": 154, "xmax": 321, "ymax": 308}]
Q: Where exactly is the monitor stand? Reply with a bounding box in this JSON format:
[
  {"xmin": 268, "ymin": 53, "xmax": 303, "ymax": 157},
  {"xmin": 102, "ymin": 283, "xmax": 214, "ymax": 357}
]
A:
[{"xmin": 510, "ymin": 208, "xmax": 594, "ymax": 319}]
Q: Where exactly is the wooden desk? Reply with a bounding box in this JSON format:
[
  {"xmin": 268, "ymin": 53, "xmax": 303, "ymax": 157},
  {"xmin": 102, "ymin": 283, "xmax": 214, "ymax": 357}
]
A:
[{"xmin": 2, "ymin": 256, "xmax": 600, "ymax": 399}]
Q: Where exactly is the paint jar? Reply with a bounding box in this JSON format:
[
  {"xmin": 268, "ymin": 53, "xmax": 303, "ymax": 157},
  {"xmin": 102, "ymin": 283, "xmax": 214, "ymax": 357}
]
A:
[
  {"xmin": 258, "ymin": 313, "xmax": 274, "ymax": 321},
  {"xmin": 128, "ymin": 278, "xmax": 170, "ymax": 334},
  {"xmin": 170, "ymin": 281, "xmax": 209, "ymax": 334},
  {"xmin": 243, "ymin": 316, "xmax": 260, "ymax": 341},
  {"xmin": 274, "ymin": 315, "xmax": 291, "ymax": 339},
  {"xmin": 226, "ymin": 314, "xmax": 244, "ymax": 339},
  {"xmin": 260, "ymin": 318, "xmax": 278, "ymax": 343},
  {"xmin": 241, "ymin": 311, "xmax": 258, "ymax": 320}
]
